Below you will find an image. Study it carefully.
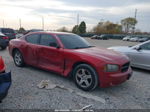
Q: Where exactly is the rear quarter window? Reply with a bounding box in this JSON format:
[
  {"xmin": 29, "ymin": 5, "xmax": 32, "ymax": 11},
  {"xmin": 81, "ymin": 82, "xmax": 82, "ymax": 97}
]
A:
[
  {"xmin": 26, "ymin": 34, "xmax": 40, "ymax": 44},
  {"xmin": 40, "ymin": 34, "xmax": 57, "ymax": 47}
]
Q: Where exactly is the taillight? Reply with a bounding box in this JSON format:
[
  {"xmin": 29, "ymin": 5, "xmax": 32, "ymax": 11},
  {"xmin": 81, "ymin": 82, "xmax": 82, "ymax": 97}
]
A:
[
  {"xmin": 0, "ymin": 56, "xmax": 5, "ymax": 72},
  {"xmin": 2, "ymin": 36, "xmax": 9, "ymax": 39}
]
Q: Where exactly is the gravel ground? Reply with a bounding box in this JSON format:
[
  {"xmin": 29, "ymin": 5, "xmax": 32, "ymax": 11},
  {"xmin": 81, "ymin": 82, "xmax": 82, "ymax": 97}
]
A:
[{"xmin": 0, "ymin": 39, "xmax": 150, "ymax": 109}]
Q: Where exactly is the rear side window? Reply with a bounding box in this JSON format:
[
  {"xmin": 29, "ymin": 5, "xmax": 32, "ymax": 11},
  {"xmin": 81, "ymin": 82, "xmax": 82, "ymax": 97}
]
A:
[
  {"xmin": 1, "ymin": 29, "xmax": 14, "ymax": 33},
  {"xmin": 26, "ymin": 34, "xmax": 40, "ymax": 44},
  {"xmin": 40, "ymin": 34, "xmax": 57, "ymax": 47}
]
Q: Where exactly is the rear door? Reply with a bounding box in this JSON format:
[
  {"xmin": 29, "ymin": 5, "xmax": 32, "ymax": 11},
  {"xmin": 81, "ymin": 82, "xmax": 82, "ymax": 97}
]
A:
[
  {"xmin": 37, "ymin": 34, "xmax": 64, "ymax": 73},
  {"xmin": 24, "ymin": 34, "xmax": 40, "ymax": 66}
]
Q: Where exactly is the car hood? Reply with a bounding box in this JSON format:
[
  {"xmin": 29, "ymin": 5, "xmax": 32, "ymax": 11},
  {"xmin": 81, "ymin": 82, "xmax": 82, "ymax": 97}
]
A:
[
  {"xmin": 74, "ymin": 47, "xmax": 128, "ymax": 62},
  {"xmin": 108, "ymin": 46, "xmax": 132, "ymax": 52}
]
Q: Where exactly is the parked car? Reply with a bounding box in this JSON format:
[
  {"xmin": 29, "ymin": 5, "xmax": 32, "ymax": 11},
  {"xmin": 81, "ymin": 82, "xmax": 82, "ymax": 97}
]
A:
[
  {"xmin": 112, "ymin": 34, "xmax": 124, "ymax": 39},
  {"xmin": 25, "ymin": 29, "xmax": 44, "ymax": 35},
  {"xmin": 100, "ymin": 34, "xmax": 109, "ymax": 40},
  {"xmin": 9, "ymin": 32, "xmax": 132, "ymax": 91},
  {"xmin": 138, "ymin": 37, "xmax": 150, "ymax": 42},
  {"xmin": 108, "ymin": 40, "xmax": 150, "ymax": 70},
  {"xmin": 123, "ymin": 36, "xmax": 132, "ymax": 41},
  {"xmin": 0, "ymin": 28, "xmax": 16, "ymax": 40},
  {"xmin": 91, "ymin": 35, "xmax": 109, "ymax": 40},
  {"xmin": 0, "ymin": 56, "xmax": 11, "ymax": 103},
  {"xmin": 91, "ymin": 35, "xmax": 99, "ymax": 39},
  {"xmin": 91, "ymin": 35, "xmax": 102, "ymax": 40},
  {"xmin": 0, "ymin": 32, "xmax": 9, "ymax": 50},
  {"xmin": 130, "ymin": 37, "xmax": 142, "ymax": 42},
  {"xmin": 16, "ymin": 33, "xmax": 24, "ymax": 39}
]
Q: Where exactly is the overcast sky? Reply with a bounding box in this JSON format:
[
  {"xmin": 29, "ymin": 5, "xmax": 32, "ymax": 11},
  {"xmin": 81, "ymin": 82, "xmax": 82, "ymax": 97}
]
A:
[{"xmin": 0, "ymin": 0, "xmax": 150, "ymax": 32}]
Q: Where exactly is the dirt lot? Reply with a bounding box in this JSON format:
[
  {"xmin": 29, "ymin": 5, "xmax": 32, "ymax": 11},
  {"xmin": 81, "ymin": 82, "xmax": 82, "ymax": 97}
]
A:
[{"xmin": 0, "ymin": 39, "xmax": 150, "ymax": 109}]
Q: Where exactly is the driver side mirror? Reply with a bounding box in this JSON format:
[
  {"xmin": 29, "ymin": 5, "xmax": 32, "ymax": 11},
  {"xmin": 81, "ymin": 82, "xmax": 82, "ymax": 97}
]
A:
[
  {"xmin": 49, "ymin": 42, "xmax": 60, "ymax": 48},
  {"xmin": 134, "ymin": 46, "xmax": 141, "ymax": 51}
]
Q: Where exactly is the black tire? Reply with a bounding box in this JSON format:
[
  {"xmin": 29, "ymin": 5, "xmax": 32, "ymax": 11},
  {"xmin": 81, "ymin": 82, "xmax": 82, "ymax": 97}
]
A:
[
  {"xmin": 73, "ymin": 64, "xmax": 99, "ymax": 91},
  {"xmin": 13, "ymin": 50, "xmax": 25, "ymax": 67}
]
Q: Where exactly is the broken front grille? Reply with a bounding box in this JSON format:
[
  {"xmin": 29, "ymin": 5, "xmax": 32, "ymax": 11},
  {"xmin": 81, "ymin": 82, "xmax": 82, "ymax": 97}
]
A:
[{"xmin": 121, "ymin": 62, "xmax": 130, "ymax": 73}]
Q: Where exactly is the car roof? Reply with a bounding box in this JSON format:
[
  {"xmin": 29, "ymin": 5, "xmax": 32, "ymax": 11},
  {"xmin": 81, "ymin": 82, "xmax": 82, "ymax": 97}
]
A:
[{"xmin": 29, "ymin": 31, "xmax": 73, "ymax": 35}]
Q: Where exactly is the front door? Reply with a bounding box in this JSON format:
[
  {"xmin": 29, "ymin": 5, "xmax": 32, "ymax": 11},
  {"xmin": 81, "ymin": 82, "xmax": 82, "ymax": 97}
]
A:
[
  {"xmin": 37, "ymin": 34, "xmax": 64, "ymax": 74},
  {"xmin": 129, "ymin": 42, "xmax": 150, "ymax": 69}
]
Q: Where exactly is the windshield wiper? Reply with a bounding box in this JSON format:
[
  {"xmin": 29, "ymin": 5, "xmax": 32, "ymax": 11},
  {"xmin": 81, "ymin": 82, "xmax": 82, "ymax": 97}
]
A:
[
  {"xmin": 88, "ymin": 45, "xmax": 95, "ymax": 47},
  {"xmin": 73, "ymin": 46, "xmax": 95, "ymax": 49}
]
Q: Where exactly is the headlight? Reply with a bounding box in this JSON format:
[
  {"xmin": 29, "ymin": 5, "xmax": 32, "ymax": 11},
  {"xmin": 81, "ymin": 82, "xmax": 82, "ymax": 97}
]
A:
[{"xmin": 105, "ymin": 64, "xmax": 119, "ymax": 72}]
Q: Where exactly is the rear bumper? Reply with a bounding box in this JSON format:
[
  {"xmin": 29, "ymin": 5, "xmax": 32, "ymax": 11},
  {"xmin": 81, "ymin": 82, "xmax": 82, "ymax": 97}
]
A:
[
  {"xmin": 99, "ymin": 67, "xmax": 132, "ymax": 88},
  {"xmin": 0, "ymin": 72, "xmax": 11, "ymax": 101}
]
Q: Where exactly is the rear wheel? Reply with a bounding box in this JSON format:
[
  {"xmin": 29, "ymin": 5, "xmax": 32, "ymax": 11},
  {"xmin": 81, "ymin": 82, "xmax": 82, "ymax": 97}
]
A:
[
  {"xmin": 13, "ymin": 50, "xmax": 25, "ymax": 67},
  {"xmin": 73, "ymin": 64, "xmax": 98, "ymax": 91}
]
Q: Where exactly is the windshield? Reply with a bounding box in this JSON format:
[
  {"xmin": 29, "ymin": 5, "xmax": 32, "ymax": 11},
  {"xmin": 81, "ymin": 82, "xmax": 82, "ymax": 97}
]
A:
[{"xmin": 57, "ymin": 34, "xmax": 92, "ymax": 49}]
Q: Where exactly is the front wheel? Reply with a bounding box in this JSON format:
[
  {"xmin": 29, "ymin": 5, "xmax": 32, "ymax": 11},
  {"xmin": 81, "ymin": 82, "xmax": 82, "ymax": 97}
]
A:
[
  {"xmin": 73, "ymin": 64, "xmax": 99, "ymax": 91},
  {"xmin": 13, "ymin": 50, "xmax": 25, "ymax": 67}
]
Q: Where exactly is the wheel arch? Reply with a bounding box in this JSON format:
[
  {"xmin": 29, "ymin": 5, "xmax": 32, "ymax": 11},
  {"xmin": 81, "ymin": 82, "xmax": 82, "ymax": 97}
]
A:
[
  {"xmin": 12, "ymin": 48, "xmax": 20, "ymax": 57},
  {"xmin": 70, "ymin": 61, "xmax": 99, "ymax": 79},
  {"xmin": 72, "ymin": 61, "xmax": 100, "ymax": 91}
]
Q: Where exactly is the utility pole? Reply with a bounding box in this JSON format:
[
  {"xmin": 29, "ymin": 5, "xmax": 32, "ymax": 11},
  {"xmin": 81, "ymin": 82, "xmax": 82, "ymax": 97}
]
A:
[
  {"xmin": 3, "ymin": 20, "xmax": 5, "ymax": 28},
  {"xmin": 135, "ymin": 9, "xmax": 137, "ymax": 19},
  {"xmin": 77, "ymin": 14, "xmax": 79, "ymax": 26},
  {"xmin": 133, "ymin": 9, "xmax": 137, "ymax": 33},
  {"xmin": 19, "ymin": 19, "xmax": 22, "ymax": 28},
  {"xmin": 42, "ymin": 16, "xmax": 44, "ymax": 30}
]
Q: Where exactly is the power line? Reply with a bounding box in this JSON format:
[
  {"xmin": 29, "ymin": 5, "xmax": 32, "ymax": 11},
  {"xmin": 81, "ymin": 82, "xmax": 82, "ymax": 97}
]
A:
[{"xmin": 48, "ymin": 14, "xmax": 79, "ymax": 26}]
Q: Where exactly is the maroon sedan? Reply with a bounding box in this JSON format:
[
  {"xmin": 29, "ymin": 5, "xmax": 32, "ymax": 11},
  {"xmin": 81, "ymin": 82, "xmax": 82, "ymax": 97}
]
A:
[{"xmin": 8, "ymin": 32, "xmax": 132, "ymax": 91}]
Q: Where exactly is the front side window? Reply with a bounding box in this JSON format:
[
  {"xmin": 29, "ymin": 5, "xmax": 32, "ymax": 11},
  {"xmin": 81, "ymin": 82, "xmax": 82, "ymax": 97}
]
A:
[
  {"xmin": 140, "ymin": 42, "xmax": 150, "ymax": 50},
  {"xmin": 26, "ymin": 34, "xmax": 40, "ymax": 44},
  {"xmin": 57, "ymin": 34, "xmax": 91, "ymax": 49},
  {"xmin": 40, "ymin": 34, "xmax": 58, "ymax": 47}
]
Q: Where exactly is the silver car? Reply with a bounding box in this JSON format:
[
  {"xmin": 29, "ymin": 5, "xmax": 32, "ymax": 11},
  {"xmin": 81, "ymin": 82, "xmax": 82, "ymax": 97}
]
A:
[
  {"xmin": 108, "ymin": 40, "xmax": 150, "ymax": 70},
  {"xmin": 130, "ymin": 37, "xmax": 142, "ymax": 42},
  {"xmin": 122, "ymin": 36, "xmax": 131, "ymax": 41}
]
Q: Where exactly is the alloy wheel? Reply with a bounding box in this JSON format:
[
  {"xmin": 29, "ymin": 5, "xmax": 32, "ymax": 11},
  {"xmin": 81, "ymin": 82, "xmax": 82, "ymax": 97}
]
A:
[
  {"xmin": 75, "ymin": 68, "xmax": 93, "ymax": 88},
  {"xmin": 14, "ymin": 51, "xmax": 22, "ymax": 66}
]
